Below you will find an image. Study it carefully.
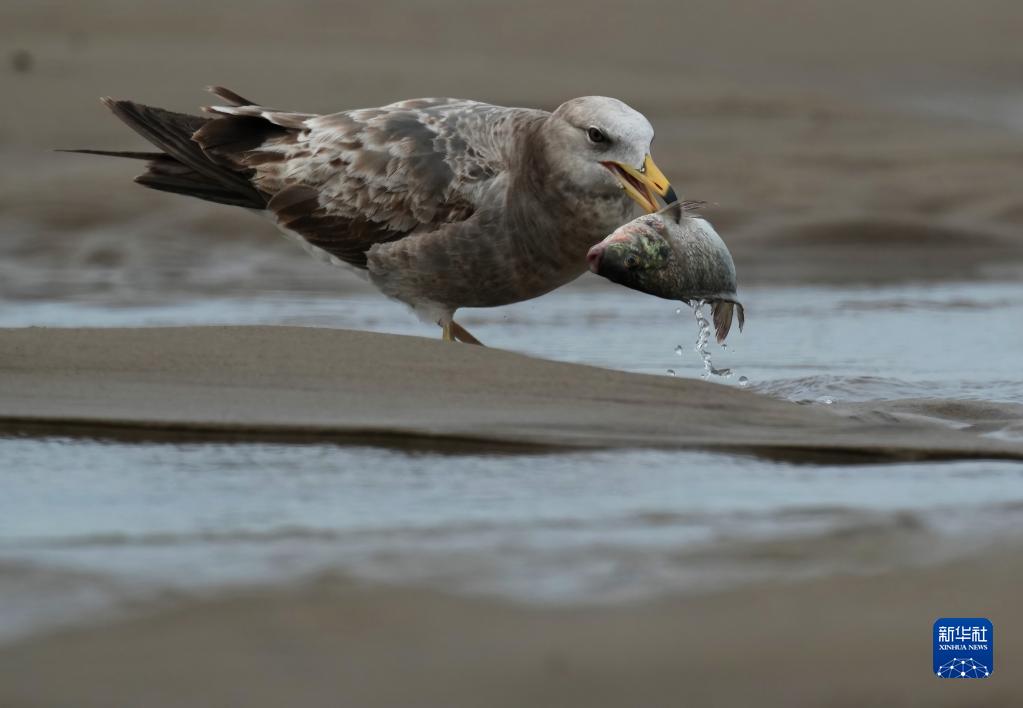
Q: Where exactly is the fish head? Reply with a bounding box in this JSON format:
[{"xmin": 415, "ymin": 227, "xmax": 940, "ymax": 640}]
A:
[
  {"xmin": 587, "ymin": 203, "xmax": 746, "ymax": 342},
  {"xmin": 586, "ymin": 217, "xmax": 676, "ymax": 298}
]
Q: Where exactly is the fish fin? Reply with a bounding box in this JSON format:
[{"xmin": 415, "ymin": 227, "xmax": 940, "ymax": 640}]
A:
[
  {"xmin": 657, "ymin": 200, "xmax": 708, "ymax": 224},
  {"xmin": 679, "ymin": 199, "xmax": 708, "ymax": 213},
  {"xmin": 650, "ymin": 199, "xmax": 707, "ymax": 224},
  {"xmin": 660, "ymin": 201, "xmax": 683, "ymax": 223},
  {"xmin": 712, "ymin": 300, "xmax": 744, "ymax": 342},
  {"xmin": 712, "ymin": 300, "xmax": 734, "ymax": 343}
]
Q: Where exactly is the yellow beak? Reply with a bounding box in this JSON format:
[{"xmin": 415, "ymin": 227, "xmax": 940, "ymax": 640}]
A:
[{"xmin": 602, "ymin": 155, "xmax": 678, "ymax": 213}]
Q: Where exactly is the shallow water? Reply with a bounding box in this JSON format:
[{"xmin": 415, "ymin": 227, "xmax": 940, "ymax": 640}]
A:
[
  {"xmin": 2, "ymin": 437, "xmax": 1022, "ymax": 643},
  {"xmin": 4, "ymin": 279, "xmax": 1022, "ymax": 404},
  {"xmin": 1, "ymin": 279, "xmax": 1022, "ymax": 641}
]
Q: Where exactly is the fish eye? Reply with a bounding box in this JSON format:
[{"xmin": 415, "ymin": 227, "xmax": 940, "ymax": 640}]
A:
[
  {"xmin": 586, "ymin": 126, "xmax": 608, "ymax": 144},
  {"xmin": 624, "ymin": 254, "xmax": 640, "ymax": 268}
]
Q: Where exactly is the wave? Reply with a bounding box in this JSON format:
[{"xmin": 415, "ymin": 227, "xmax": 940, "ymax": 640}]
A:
[{"xmin": 752, "ymin": 375, "xmax": 1023, "ymax": 405}]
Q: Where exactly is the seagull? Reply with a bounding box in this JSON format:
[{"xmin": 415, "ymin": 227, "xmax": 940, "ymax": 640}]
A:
[{"xmin": 69, "ymin": 87, "xmax": 677, "ymax": 343}]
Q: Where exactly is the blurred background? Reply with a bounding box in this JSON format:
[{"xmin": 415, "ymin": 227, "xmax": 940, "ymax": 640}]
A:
[{"xmin": 4, "ymin": 0, "xmax": 1023, "ymax": 303}]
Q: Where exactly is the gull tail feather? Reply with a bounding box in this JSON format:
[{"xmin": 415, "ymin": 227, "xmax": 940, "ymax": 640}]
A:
[
  {"xmin": 56, "ymin": 149, "xmax": 165, "ymax": 161},
  {"xmin": 205, "ymin": 85, "xmax": 256, "ymax": 107},
  {"xmin": 61, "ymin": 97, "xmax": 268, "ymax": 210}
]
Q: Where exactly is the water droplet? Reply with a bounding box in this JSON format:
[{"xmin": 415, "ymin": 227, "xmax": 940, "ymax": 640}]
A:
[
  {"xmin": 666, "ymin": 369, "xmax": 676, "ymax": 377},
  {"xmin": 738, "ymin": 376, "xmax": 749, "ymax": 387},
  {"xmin": 674, "ymin": 307, "xmax": 683, "ymax": 315},
  {"xmin": 690, "ymin": 300, "xmax": 732, "ymax": 378},
  {"xmin": 674, "ymin": 345, "xmax": 684, "ymax": 357}
]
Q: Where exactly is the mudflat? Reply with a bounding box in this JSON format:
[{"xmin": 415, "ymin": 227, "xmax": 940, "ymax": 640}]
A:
[
  {"xmin": 1, "ymin": 326, "xmax": 1019, "ymax": 461},
  {"xmin": 0, "ymin": 545, "xmax": 1019, "ymax": 708}
]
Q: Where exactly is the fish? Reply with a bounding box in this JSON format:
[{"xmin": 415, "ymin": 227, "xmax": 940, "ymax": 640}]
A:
[{"xmin": 586, "ymin": 201, "xmax": 745, "ymax": 343}]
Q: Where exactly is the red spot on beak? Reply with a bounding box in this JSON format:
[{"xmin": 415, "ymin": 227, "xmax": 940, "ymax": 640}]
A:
[{"xmin": 587, "ymin": 243, "xmax": 605, "ymax": 273}]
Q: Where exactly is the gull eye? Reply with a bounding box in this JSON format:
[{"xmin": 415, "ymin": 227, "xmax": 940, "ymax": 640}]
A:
[
  {"xmin": 624, "ymin": 254, "xmax": 640, "ymax": 269},
  {"xmin": 587, "ymin": 126, "xmax": 607, "ymax": 144}
]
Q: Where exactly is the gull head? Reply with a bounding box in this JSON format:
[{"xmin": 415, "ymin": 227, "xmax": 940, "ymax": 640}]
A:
[{"xmin": 547, "ymin": 96, "xmax": 677, "ymax": 213}]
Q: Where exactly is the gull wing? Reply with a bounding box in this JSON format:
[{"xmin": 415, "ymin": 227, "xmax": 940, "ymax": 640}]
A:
[{"xmin": 198, "ymin": 90, "xmax": 513, "ymax": 268}]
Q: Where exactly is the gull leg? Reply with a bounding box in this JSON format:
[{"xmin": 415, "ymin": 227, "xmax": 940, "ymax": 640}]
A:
[
  {"xmin": 438, "ymin": 318, "xmax": 484, "ymax": 345},
  {"xmin": 450, "ymin": 321, "xmax": 484, "ymax": 346}
]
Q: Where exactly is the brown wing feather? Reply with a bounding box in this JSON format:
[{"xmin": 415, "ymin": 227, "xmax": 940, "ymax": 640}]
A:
[
  {"xmin": 267, "ymin": 185, "xmax": 407, "ymax": 268},
  {"xmin": 201, "ymin": 95, "xmax": 507, "ymax": 269},
  {"xmin": 76, "ymin": 90, "xmax": 508, "ymax": 268}
]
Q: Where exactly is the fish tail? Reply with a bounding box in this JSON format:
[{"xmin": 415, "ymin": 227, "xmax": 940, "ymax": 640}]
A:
[
  {"xmin": 712, "ymin": 300, "xmax": 745, "ymax": 343},
  {"xmin": 712, "ymin": 300, "xmax": 733, "ymax": 343}
]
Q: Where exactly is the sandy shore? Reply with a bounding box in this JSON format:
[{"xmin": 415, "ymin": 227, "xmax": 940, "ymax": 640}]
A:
[
  {"xmin": 1, "ymin": 326, "xmax": 1019, "ymax": 461},
  {"xmin": 0, "ymin": 546, "xmax": 1018, "ymax": 707}
]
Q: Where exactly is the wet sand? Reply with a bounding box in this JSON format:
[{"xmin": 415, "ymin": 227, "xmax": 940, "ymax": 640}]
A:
[
  {"xmin": 2, "ymin": 326, "xmax": 1020, "ymax": 461},
  {"xmin": 1, "ymin": 546, "xmax": 1019, "ymax": 708}
]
